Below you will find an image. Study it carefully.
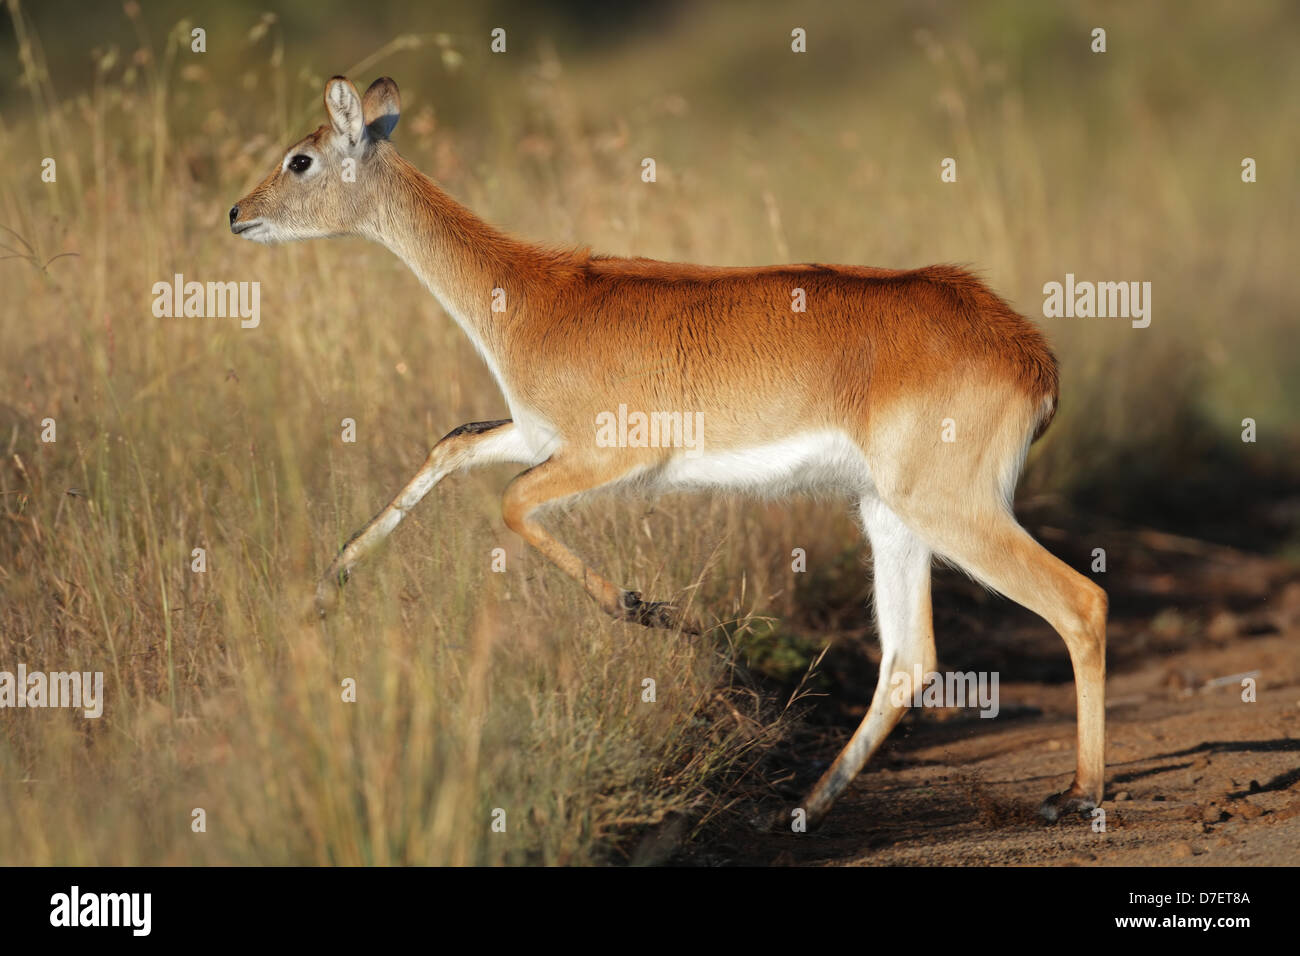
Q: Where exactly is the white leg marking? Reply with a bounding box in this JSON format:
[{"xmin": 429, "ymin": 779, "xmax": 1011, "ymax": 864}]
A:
[
  {"xmin": 316, "ymin": 421, "xmax": 538, "ymax": 614},
  {"xmin": 803, "ymin": 498, "xmax": 934, "ymax": 821}
]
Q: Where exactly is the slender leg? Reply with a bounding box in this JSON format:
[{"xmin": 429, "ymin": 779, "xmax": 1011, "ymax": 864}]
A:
[
  {"xmin": 799, "ymin": 499, "xmax": 936, "ymax": 828},
  {"xmin": 314, "ymin": 420, "xmax": 529, "ymax": 617},
  {"xmin": 502, "ymin": 456, "xmax": 699, "ymax": 633},
  {"xmin": 892, "ymin": 502, "xmax": 1108, "ymax": 821}
]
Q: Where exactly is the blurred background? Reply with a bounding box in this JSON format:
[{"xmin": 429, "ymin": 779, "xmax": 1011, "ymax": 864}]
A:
[{"xmin": 0, "ymin": 0, "xmax": 1296, "ymax": 865}]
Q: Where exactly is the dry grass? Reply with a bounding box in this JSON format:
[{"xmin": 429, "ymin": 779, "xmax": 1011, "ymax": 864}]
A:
[{"xmin": 1, "ymin": 0, "xmax": 1296, "ymax": 864}]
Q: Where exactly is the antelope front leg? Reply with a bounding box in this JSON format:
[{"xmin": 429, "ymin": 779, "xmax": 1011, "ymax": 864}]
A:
[
  {"xmin": 313, "ymin": 419, "xmax": 526, "ymax": 618},
  {"xmin": 501, "ymin": 456, "xmax": 702, "ymax": 634}
]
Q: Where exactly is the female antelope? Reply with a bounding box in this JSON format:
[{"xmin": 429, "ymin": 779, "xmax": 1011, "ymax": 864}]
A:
[{"xmin": 231, "ymin": 76, "xmax": 1107, "ymax": 827}]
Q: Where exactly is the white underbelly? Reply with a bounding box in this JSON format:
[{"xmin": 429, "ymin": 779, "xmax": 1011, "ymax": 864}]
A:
[{"xmin": 653, "ymin": 430, "xmax": 872, "ymax": 497}]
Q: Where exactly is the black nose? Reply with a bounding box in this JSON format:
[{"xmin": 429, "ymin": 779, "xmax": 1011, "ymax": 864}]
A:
[{"xmin": 229, "ymin": 205, "xmax": 239, "ymax": 225}]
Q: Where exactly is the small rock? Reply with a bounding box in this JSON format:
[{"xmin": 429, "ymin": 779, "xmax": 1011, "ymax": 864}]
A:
[
  {"xmin": 1201, "ymin": 805, "xmax": 1225, "ymax": 824},
  {"xmin": 1114, "ymin": 791, "xmax": 1131, "ymax": 802},
  {"xmin": 1171, "ymin": 842, "xmax": 1194, "ymax": 858}
]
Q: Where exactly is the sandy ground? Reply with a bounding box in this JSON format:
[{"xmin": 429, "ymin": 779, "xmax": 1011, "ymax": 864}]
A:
[{"xmin": 693, "ymin": 631, "xmax": 1299, "ymax": 866}]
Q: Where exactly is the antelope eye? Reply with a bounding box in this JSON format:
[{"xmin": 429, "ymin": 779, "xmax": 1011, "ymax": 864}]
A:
[{"xmin": 288, "ymin": 154, "xmax": 313, "ymax": 173}]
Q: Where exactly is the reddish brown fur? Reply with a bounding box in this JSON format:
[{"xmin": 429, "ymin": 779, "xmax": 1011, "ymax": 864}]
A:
[{"xmin": 352, "ymin": 150, "xmax": 1061, "ymax": 467}]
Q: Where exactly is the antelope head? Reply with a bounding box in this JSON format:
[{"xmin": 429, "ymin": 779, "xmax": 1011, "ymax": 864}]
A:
[{"xmin": 229, "ymin": 76, "xmax": 401, "ymax": 243}]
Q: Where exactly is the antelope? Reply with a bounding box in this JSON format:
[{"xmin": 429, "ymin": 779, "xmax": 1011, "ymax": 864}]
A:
[{"xmin": 230, "ymin": 76, "xmax": 1107, "ymax": 827}]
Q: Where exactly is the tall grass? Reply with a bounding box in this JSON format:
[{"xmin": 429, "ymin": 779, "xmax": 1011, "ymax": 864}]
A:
[
  {"xmin": 1, "ymin": 0, "xmax": 1297, "ymax": 864},
  {"xmin": 0, "ymin": 1, "xmax": 802, "ymax": 865}
]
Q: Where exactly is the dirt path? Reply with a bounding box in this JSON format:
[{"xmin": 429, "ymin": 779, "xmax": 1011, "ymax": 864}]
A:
[{"xmin": 698, "ymin": 631, "xmax": 1300, "ymax": 866}]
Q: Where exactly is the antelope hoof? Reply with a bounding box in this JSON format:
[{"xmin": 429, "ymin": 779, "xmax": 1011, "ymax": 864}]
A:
[
  {"xmin": 617, "ymin": 590, "xmax": 700, "ymax": 634},
  {"xmin": 1039, "ymin": 785, "xmax": 1098, "ymax": 823},
  {"xmin": 753, "ymin": 805, "xmax": 822, "ymax": 833},
  {"xmin": 311, "ymin": 567, "xmax": 351, "ymax": 620},
  {"xmin": 311, "ymin": 583, "xmax": 337, "ymax": 620}
]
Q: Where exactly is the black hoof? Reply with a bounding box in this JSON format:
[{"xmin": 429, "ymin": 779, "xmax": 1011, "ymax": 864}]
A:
[
  {"xmin": 1039, "ymin": 787, "xmax": 1098, "ymax": 823},
  {"xmin": 617, "ymin": 590, "xmax": 700, "ymax": 634},
  {"xmin": 751, "ymin": 805, "xmax": 822, "ymax": 833},
  {"xmin": 749, "ymin": 808, "xmax": 788, "ymax": 833}
]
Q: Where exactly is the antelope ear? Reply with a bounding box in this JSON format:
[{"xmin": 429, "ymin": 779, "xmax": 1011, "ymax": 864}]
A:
[
  {"xmin": 362, "ymin": 77, "xmax": 401, "ymax": 140},
  {"xmin": 324, "ymin": 76, "xmax": 365, "ymax": 149}
]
